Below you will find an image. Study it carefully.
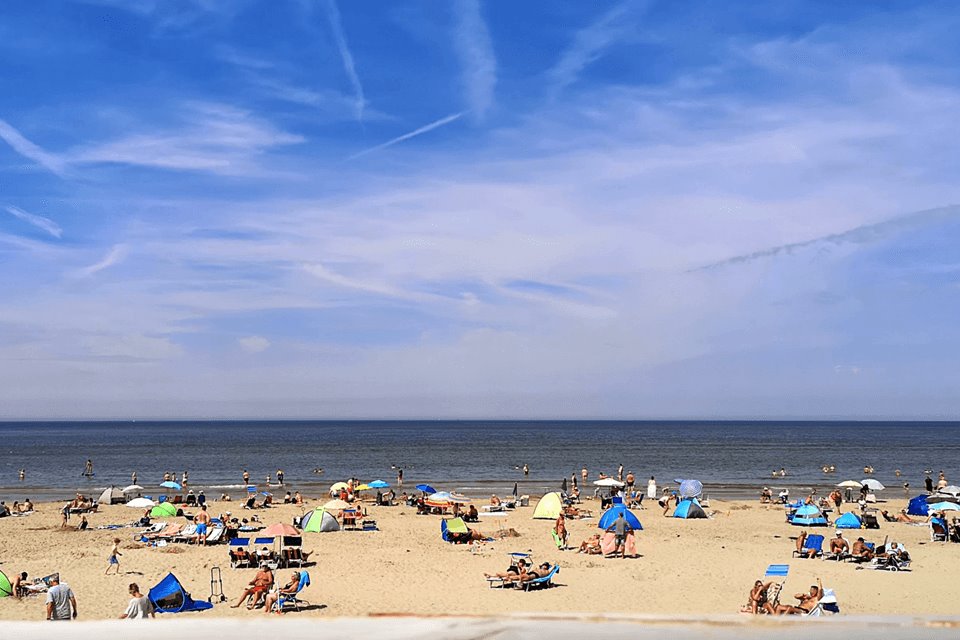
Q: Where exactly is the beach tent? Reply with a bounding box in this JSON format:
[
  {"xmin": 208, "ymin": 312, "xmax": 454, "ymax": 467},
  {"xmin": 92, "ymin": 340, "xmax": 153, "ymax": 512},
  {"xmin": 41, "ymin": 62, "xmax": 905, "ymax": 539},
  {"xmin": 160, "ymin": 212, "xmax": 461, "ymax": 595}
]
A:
[
  {"xmin": 151, "ymin": 502, "xmax": 178, "ymax": 518},
  {"xmin": 598, "ymin": 505, "xmax": 643, "ymax": 530},
  {"xmin": 907, "ymin": 494, "xmax": 930, "ymax": 516},
  {"xmin": 126, "ymin": 497, "xmax": 155, "ymax": 508},
  {"xmin": 835, "ymin": 512, "xmax": 862, "ymax": 529},
  {"xmin": 532, "ymin": 492, "xmax": 564, "ymax": 520},
  {"xmin": 0, "ymin": 570, "xmax": 12, "ymax": 598},
  {"xmin": 673, "ymin": 498, "xmax": 707, "ymax": 519},
  {"xmin": 790, "ymin": 504, "xmax": 828, "ymax": 526},
  {"xmin": 441, "ymin": 517, "xmax": 468, "ymax": 542},
  {"xmin": 148, "ymin": 573, "xmax": 213, "ymax": 613},
  {"xmin": 98, "ymin": 487, "xmax": 126, "ymax": 505},
  {"xmin": 301, "ymin": 508, "xmax": 340, "ymax": 533}
]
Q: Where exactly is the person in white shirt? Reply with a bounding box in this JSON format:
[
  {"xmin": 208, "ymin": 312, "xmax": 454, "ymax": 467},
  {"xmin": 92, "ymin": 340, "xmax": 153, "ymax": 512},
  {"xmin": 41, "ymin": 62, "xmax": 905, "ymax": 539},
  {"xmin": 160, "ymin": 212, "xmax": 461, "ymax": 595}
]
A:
[
  {"xmin": 45, "ymin": 576, "xmax": 77, "ymax": 621},
  {"xmin": 119, "ymin": 583, "xmax": 154, "ymax": 619},
  {"xmin": 647, "ymin": 476, "xmax": 657, "ymax": 500}
]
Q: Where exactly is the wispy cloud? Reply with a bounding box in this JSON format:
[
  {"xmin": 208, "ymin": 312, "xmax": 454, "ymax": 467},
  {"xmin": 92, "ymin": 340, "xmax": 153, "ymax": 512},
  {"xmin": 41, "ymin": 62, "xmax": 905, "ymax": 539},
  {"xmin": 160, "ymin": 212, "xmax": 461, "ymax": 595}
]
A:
[
  {"xmin": 547, "ymin": 1, "xmax": 643, "ymax": 97},
  {"xmin": 0, "ymin": 119, "xmax": 68, "ymax": 176},
  {"xmin": 321, "ymin": 0, "xmax": 366, "ymax": 123},
  {"xmin": 451, "ymin": 0, "xmax": 496, "ymax": 120},
  {"xmin": 75, "ymin": 244, "xmax": 127, "ymax": 278},
  {"xmin": 238, "ymin": 335, "xmax": 271, "ymax": 353},
  {"xmin": 348, "ymin": 112, "xmax": 464, "ymax": 159},
  {"xmin": 4, "ymin": 205, "xmax": 63, "ymax": 238}
]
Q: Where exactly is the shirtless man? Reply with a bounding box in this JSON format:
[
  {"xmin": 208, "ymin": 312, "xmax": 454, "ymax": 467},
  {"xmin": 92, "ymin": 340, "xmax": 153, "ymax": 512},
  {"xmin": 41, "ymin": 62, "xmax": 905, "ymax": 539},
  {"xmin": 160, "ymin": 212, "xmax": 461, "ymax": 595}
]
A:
[
  {"xmin": 896, "ymin": 509, "xmax": 917, "ymax": 523},
  {"xmin": 578, "ymin": 534, "xmax": 602, "ymax": 554},
  {"xmin": 829, "ymin": 532, "xmax": 849, "ymax": 556},
  {"xmin": 194, "ymin": 505, "xmax": 211, "ymax": 546},
  {"xmin": 485, "ymin": 558, "xmax": 528, "ymax": 583},
  {"xmin": 232, "ymin": 566, "xmax": 273, "ymax": 609},
  {"xmin": 794, "ymin": 531, "xmax": 818, "ymax": 558},
  {"xmin": 581, "ymin": 466, "xmax": 588, "ymax": 483},
  {"xmin": 851, "ymin": 537, "xmax": 874, "ymax": 560},
  {"xmin": 775, "ymin": 578, "xmax": 822, "ymax": 614}
]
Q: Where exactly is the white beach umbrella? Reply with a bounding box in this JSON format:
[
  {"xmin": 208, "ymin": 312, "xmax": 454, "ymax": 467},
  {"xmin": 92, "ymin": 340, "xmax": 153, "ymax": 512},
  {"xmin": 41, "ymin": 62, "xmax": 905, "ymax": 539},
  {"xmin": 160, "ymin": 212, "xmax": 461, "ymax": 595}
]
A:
[
  {"xmin": 125, "ymin": 497, "xmax": 155, "ymax": 508},
  {"xmin": 861, "ymin": 479, "xmax": 885, "ymax": 491},
  {"xmin": 939, "ymin": 485, "xmax": 960, "ymax": 496},
  {"xmin": 836, "ymin": 480, "xmax": 862, "ymax": 489},
  {"xmin": 593, "ymin": 478, "xmax": 625, "ymax": 487},
  {"xmin": 122, "ymin": 484, "xmax": 144, "ymax": 493}
]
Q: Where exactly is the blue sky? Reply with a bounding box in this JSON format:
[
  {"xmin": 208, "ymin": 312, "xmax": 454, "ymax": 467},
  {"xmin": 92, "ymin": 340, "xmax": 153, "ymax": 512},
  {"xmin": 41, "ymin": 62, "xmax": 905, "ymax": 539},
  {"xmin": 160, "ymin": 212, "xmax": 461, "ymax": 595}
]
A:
[{"xmin": 2, "ymin": 0, "xmax": 959, "ymax": 419}]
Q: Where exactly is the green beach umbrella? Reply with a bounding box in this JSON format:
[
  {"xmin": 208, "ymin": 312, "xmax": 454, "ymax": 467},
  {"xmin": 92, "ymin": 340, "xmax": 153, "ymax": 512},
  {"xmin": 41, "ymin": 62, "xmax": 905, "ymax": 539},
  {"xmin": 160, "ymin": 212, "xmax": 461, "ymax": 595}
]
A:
[{"xmin": 151, "ymin": 502, "xmax": 178, "ymax": 517}]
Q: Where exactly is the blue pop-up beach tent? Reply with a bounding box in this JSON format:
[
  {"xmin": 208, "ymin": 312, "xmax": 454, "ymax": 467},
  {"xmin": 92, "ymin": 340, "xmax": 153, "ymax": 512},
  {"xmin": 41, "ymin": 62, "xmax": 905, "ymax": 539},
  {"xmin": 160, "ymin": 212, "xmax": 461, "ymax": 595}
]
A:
[
  {"xmin": 790, "ymin": 504, "xmax": 828, "ymax": 526},
  {"xmin": 907, "ymin": 494, "xmax": 929, "ymax": 516},
  {"xmin": 148, "ymin": 573, "xmax": 213, "ymax": 613},
  {"xmin": 834, "ymin": 512, "xmax": 862, "ymax": 529},
  {"xmin": 598, "ymin": 505, "xmax": 643, "ymax": 530},
  {"xmin": 673, "ymin": 498, "xmax": 707, "ymax": 519}
]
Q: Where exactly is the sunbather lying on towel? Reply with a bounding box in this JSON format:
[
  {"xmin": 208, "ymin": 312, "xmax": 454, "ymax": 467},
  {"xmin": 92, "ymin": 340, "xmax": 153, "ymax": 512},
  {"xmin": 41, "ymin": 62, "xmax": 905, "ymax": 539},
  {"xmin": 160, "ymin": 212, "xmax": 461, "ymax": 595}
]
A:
[
  {"xmin": 774, "ymin": 578, "xmax": 822, "ymax": 615},
  {"xmin": 896, "ymin": 510, "xmax": 917, "ymax": 523}
]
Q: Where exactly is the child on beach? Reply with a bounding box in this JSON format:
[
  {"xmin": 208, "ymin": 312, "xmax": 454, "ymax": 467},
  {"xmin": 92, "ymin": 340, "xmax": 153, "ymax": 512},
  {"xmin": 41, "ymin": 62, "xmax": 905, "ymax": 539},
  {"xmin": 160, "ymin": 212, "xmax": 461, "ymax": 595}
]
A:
[{"xmin": 105, "ymin": 538, "xmax": 122, "ymax": 575}]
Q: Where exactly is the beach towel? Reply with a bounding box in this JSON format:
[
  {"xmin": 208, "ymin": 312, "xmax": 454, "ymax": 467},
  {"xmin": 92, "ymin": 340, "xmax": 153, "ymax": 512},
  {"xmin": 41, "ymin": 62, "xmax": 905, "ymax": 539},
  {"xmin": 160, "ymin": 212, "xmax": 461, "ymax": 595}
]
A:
[{"xmin": 600, "ymin": 531, "xmax": 638, "ymax": 557}]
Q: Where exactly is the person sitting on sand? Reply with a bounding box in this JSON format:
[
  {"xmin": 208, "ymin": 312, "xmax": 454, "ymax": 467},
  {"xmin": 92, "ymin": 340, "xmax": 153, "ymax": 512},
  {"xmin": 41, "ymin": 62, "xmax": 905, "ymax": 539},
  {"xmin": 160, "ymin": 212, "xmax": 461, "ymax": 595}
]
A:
[
  {"xmin": 24, "ymin": 498, "xmax": 34, "ymax": 512},
  {"xmin": 741, "ymin": 580, "xmax": 774, "ymax": 614},
  {"xmin": 774, "ymin": 578, "xmax": 822, "ymax": 615},
  {"xmin": 284, "ymin": 492, "xmax": 292, "ymax": 504},
  {"xmin": 829, "ymin": 532, "xmax": 849, "ymax": 556},
  {"xmin": 896, "ymin": 509, "xmax": 917, "ymax": 523},
  {"xmin": 490, "ymin": 495, "xmax": 502, "ymax": 507},
  {"xmin": 263, "ymin": 571, "xmax": 300, "ymax": 614},
  {"xmin": 760, "ymin": 487, "xmax": 772, "ymax": 503},
  {"xmin": 232, "ymin": 566, "xmax": 274, "ymax": 610},
  {"xmin": 463, "ymin": 504, "xmax": 480, "ymax": 523},
  {"xmin": 294, "ymin": 491, "xmax": 303, "ymax": 505},
  {"xmin": 578, "ymin": 534, "xmax": 602, "ymax": 555},
  {"xmin": 852, "ymin": 537, "xmax": 874, "ymax": 560}
]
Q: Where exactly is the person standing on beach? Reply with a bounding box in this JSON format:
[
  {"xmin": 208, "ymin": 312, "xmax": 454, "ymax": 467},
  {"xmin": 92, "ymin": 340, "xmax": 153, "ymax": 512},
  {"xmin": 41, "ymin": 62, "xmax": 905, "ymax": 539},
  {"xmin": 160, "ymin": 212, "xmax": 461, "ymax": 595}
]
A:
[
  {"xmin": 194, "ymin": 505, "xmax": 211, "ymax": 546},
  {"xmin": 105, "ymin": 538, "xmax": 122, "ymax": 575},
  {"xmin": 119, "ymin": 583, "xmax": 154, "ymax": 619},
  {"xmin": 581, "ymin": 467, "xmax": 588, "ymax": 483},
  {"xmin": 617, "ymin": 464, "xmax": 623, "ymax": 482},
  {"xmin": 277, "ymin": 469, "xmax": 285, "ymax": 485},
  {"xmin": 182, "ymin": 470, "xmax": 189, "ymax": 487},
  {"xmin": 131, "ymin": 471, "xmax": 137, "ymax": 485},
  {"xmin": 396, "ymin": 468, "xmax": 403, "ymax": 487},
  {"xmin": 45, "ymin": 576, "xmax": 77, "ymax": 621},
  {"xmin": 243, "ymin": 469, "xmax": 250, "ymax": 485},
  {"xmin": 523, "ymin": 463, "xmax": 529, "ymax": 476},
  {"xmin": 605, "ymin": 512, "xmax": 631, "ymax": 558},
  {"xmin": 647, "ymin": 476, "xmax": 657, "ymax": 500}
]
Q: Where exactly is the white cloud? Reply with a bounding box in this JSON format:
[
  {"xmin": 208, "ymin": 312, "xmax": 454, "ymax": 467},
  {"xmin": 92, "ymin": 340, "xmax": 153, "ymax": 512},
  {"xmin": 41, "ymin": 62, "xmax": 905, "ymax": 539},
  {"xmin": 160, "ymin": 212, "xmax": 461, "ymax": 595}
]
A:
[
  {"xmin": 451, "ymin": 0, "xmax": 496, "ymax": 120},
  {"xmin": 74, "ymin": 244, "xmax": 127, "ymax": 278},
  {"xmin": 0, "ymin": 119, "xmax": 68, "ymax": 176},
  {"xmin": 321, "ymin": 0, "xmax": 366, "ymax": 123},
  {"xmin": 4, "ymin": 205, "xmax": 63, "ymax": 238},
  {"xmin": 348, "ymin": 112, "xmax": 463, "ymax": 159},
  {"xmin": 238, "ymin": 335, "xmax": 271, "ymax": 353}
]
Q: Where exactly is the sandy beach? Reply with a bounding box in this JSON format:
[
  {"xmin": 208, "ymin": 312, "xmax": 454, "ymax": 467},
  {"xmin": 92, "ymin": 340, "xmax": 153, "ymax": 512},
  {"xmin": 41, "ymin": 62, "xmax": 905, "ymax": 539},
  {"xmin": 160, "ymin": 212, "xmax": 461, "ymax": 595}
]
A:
[{"xmin": 2, "ymin": 494, "xmax": 958, "ymax": 621}]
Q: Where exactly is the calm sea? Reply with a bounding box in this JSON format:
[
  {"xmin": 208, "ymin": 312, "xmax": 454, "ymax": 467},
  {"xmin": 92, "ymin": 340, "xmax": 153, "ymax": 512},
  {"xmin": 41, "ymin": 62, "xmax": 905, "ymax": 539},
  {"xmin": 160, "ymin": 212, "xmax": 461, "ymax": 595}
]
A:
[{"xmin": 1, "ymin": 421, "xmax": 958, "ymax": 501}]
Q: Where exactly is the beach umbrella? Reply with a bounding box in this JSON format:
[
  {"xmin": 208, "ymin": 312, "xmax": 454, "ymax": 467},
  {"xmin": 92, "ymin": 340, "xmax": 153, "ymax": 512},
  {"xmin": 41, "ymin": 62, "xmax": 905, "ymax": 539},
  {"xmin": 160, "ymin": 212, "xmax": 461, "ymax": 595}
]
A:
[
  {"xmin": 368, "ymin": 480, "xmax": 390, "ymax": 489},
  {"xmin": 150, "ymin": 502, "xmax": 178, "ymax": 517},
  {"xmin": 159, "ymin": 481, "xmax": 182, "ymax": 491},
  {"xmin": 927, "ymin": 502, "xmax": 960, "ymax": 512},
  {"xmin": 836, "ymin": 480, "xmax": 862, "ymax": 488},
  {"xmin": 593, "ymin": 478, "xmax": 625, "ymax": 487},
  {"xmin": 260, "ymin": 491, "xmax": 272, "ymax": 497},
  {"xmin": 679, "ymin": 479, "xmax": 703, "ymax": 499},
  {"xmin": 861, "ymin": 479, "xmax": 885, "ymax": 491},
  {"xmin": 261, "ymin": 523, "xmax": 300, "ymax": 537},
  {"xmin": 415, "ymin": 484, "xmax": 436, "ymax": 495},
  {"xmin": 323, "ymin": 499, "xmax": 350, "ymax": 511},
  {"xmin": 939, "ymin": 485, "xmax": 960, "ymax": 496},
  {"xmin": 329, "ymin": 482, "xmax": 349, "ymax": 493},
  {"xmin": 449, "ymin": 492, "xmax": 470, "ymax": 503},
  {"xmin": 122, "ymin": 484, "xmax": 144, "ymax": 493},
  {"xmin": 426, "ymin": 491, "xmax": 454, "ymax": 506},
  {"xmin": 355, "ymin": 484, "xmax": 371, "ymax": 491},
  {"xmin": 246, "ymin": 486, "xmax": 258, "ymax": 493},
  {"xmin": 125, "ymin": 497, "xmax": 155, "ymax": 508}
]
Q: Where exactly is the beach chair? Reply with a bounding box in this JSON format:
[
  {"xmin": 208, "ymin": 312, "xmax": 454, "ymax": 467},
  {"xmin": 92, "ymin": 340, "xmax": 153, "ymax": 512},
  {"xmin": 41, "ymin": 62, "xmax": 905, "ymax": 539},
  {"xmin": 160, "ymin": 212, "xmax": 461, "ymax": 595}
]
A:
[
  {"xmin": 158, "ymin": 495, "xmax": 167, "ymax": 503},
  {"xmin": 844, "ymin": 542, "xmax": 875, "ymax": 563},
  {"xmin": 806, "ymin": 588, "xmax": 840, "ymax": 616},
  {"xmin": 281, "ymin": 536, "xmax": 303, "ymax": 568},
  {"xmin": 792, "ymin": 534, "xmax": 824, "ymax": 559},
  {"xmin": 254, "ymin": 537, "xmax": 277, "ymax": 568},
  {"xmin": 173, "ymin": 524, "xmax": 197, "ymax": 543},
  {"xmin": 341, "ymin": 510, "xmax": 359, "ymax": 529},
  {"xmin": 863, "ymin": 513, "xmax": 880, "ymax": 529},
  {"xmin": 273, "ymin": 571, "xmax": 311, "ymax": 613},
  {"xmin": 205, "ymin": 526, "xmax": 225, "ymax": 545},
  {"xmin": 228, "ymin": 537, "xmax": 252, "ymax": 568},
  {"xmin": 763, "ymin": 564, "xmax": 789, "ymax": 609},
  {"xmin": 931, "ymin": 520, "xmax": 948, "ymax": 542},
  {"xmin": 521, "ymin": 565, "xmax": 559, "ymax": 591}
]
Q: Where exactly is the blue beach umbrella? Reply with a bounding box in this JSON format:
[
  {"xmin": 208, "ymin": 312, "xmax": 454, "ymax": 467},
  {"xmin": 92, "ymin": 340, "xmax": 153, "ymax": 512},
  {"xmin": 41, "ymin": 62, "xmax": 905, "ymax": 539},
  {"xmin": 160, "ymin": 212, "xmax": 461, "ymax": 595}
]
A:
[
  {"xmin": 598, "ymin": 505, "xmax": 643, "ymax": 530},
  {"xmin": 679, "ymin": 479, "xmax": 703, "ymax": 499},
  {"xmin": 368, "ymin": 480, "xmax": 390, "ymax": 489},
  {"xmin": 928, "ymin": 502, "xmax": 960, "ymax": 512},
  {"xmin": 159, "ymin": 481, "xmax": 182, "ymax": 490},
  {"xmin": 246, "ymin": 486, "xmax": 257, "ymax": 493},
  {"xmin": 415, "ymin": 484, "xmax": 436, "ymax": 495}
]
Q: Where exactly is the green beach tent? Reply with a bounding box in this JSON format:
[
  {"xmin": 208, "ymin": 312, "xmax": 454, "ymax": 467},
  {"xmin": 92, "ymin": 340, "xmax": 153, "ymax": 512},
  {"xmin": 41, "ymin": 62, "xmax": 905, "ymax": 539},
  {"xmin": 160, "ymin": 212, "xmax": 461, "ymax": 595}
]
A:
[
  {"xmin": 302, "ymin": 508, "xmax": 340, "ymax": 533},
  {"xmin": 0, "ymin": 569, "xmax": 13, "ymax": 598},
  {"xmin": 532, "ymin": 492, "xmax": 563, "ymax": 520},
  {"xmin": 151, "ymin": 502, "xmax": 178, "ymax": 518}
]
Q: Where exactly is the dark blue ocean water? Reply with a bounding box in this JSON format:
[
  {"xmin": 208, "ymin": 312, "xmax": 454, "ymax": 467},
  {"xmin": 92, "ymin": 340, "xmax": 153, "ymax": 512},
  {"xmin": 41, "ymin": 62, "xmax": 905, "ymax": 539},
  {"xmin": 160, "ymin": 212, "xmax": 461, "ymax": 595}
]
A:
[{"xmin": 1, "ymin": 421, "xmax": 958, "ymax": 501}]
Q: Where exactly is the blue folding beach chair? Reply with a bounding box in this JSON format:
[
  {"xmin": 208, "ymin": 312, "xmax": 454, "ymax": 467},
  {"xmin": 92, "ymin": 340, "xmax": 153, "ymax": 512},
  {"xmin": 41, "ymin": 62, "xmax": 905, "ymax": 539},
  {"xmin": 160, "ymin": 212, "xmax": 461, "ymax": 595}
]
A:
[
  {"xmin": 764, "ymin": 564, "xmax": 789, "ymax": 608},
  {"xmin": 522, "ymin": 564, "xmax": 559, "ymax": 591},
  {"xmin": 792, "ymin": 534, "xmax": 824, "ymax": 559}
]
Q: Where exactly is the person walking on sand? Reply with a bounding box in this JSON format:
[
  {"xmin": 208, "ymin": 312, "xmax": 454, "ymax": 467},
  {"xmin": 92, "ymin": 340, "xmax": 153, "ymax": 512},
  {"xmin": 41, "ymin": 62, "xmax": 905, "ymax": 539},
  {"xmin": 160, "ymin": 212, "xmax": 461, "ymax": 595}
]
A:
[
  {"xmin": 243, "ymin": 469, "xmax": 250, "ymax": 485},
  {"xmin": 45, "ymin": 575, "xmax": 77, "ymax": 621},
  {"xmin": 119, "ymin": 583, "xmax": 154, "ymax": 619},
  {"xmin": 106, "ymin": 538, "xmax": 122, "ymax": 575}
]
